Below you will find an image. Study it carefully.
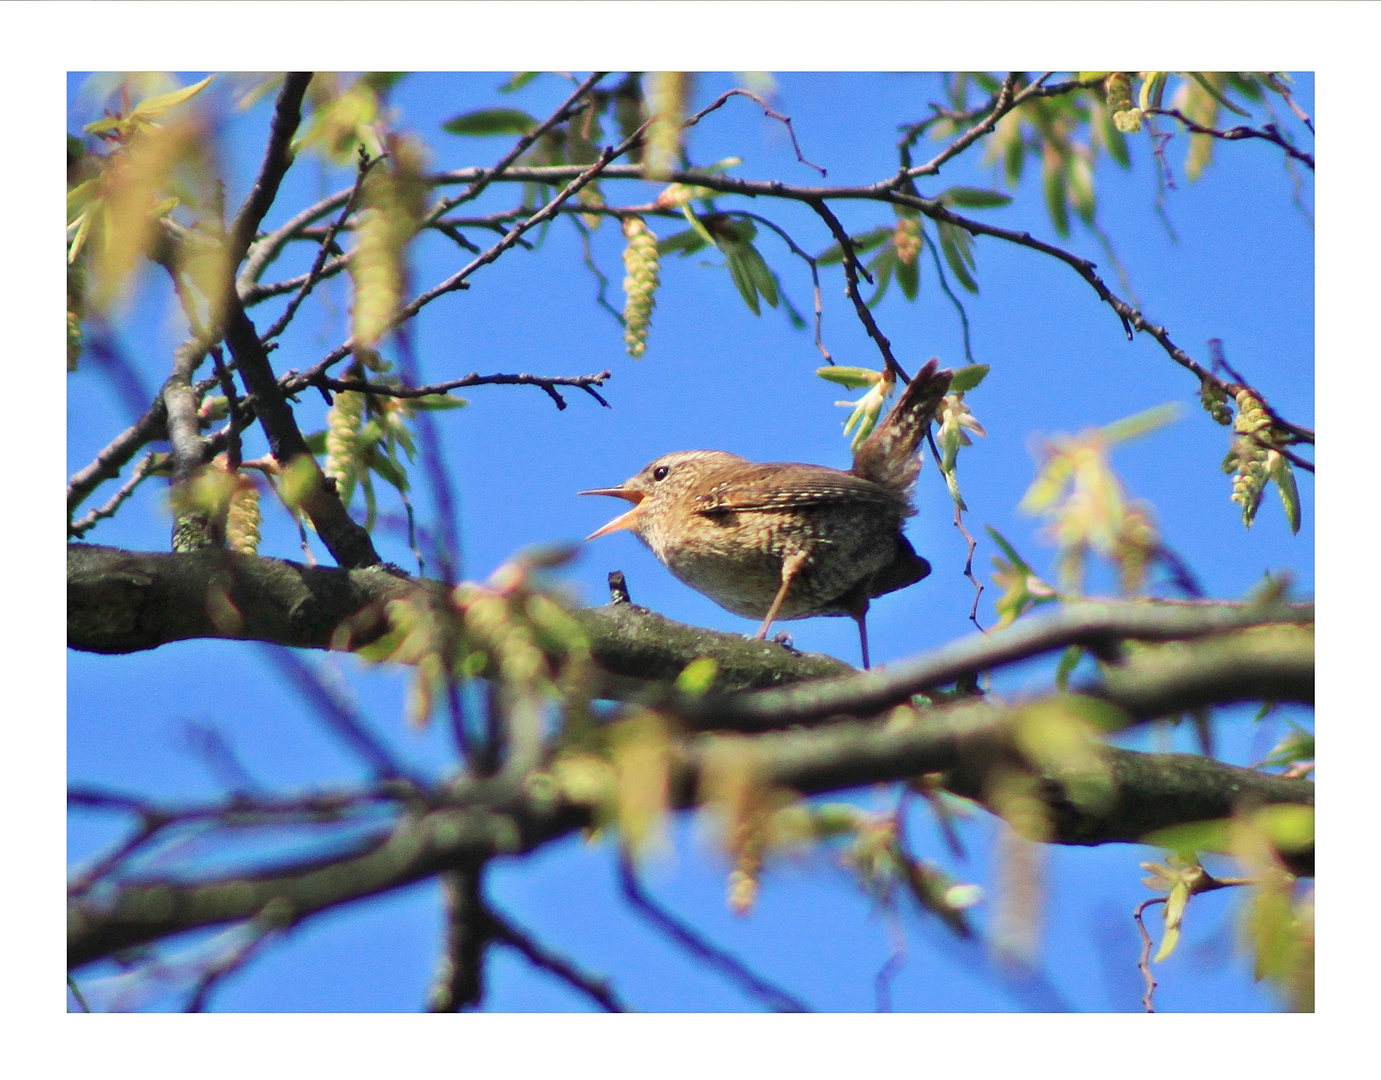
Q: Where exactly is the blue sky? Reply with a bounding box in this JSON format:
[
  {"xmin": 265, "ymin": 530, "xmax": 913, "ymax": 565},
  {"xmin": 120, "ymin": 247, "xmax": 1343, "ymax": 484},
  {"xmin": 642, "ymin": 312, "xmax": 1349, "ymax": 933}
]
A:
[{"xmin": 67, "ymin": 69, "xmax": 1314, "ymax": 1013}]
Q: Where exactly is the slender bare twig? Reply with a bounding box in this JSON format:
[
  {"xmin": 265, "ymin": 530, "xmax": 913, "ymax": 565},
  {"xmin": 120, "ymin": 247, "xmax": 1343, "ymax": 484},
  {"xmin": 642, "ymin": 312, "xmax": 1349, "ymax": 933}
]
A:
[
  {"xmin": 68, "ymin": 976, "xmax": 92, "ymax": 1013},
  {"xmin": 807, "ymin": 198, "xmax": 909, "ymax": 383},
  {"xmin": 68, "ymin": 451, "xmax": 161, "ymax": 538},
  {"xmin": 487, "ymin": 907, "xmax": 629, "ymax": 1012},
  {"xmin": 425, "ymin": 71, "xmax": 607, "ymax": 223},
  {"xmin": 729, "ymin": 210, "xmax": 832, "ymax": 362},
  {"xmin": 305, "ymin": 369, "xmax": 612, "ymax": 410},
  {"xmin": 210, "ymin": 347, "xmax": 243, "ymax": 471},
  {"xmin": 67, "ymin": 814, "xmax": 172, "ymax": 897},
  {"xmin": 903, "ymin": 72, "xmax": 1026, "ymax": 180},
  {"xmin": 261, "ymin": 647, "xmax": 416, "ymax": 782},
  {"xmin": 240, "ymin": 191, "xmax": 353, "ymax": 291},
  {"xmin": 300, "ymin": 129, "xmax": 647, "ymax": 385},
  {"xmin": 685, "ymin": 88, "xmax": 825, "ymax": 176},
  {"xmin": 1146, "ymin": 108, "xmax": 1314, "ymax": 171},
  {"xmin": 924, "ymin": 224, "xmax": 974, "ymax": 362},
  {"xmin": 260, "ymin": 148, "xmax": 382, "ymax": 343},
  {"xmin": 571, "ymin": 216, "xmax": 624, "ymax": 327},
  {"xmin": 927, "ymin": 428, "xmax": 985, "ymax": 629},
  {"xmin": 226, "ymin": 73, "xmax": 314, "ymax": 267},
  {"xmin": 240, "ymin": 257, "xmax": 353, "ymax": 305},
  {"xmin": 616, "ymin": 855, "xmax": 812, "ymax": 1013},
  {"xmin": 1132, "ymin": 896, "xmax": 1164, "ymax": 1012},
  {"xmin": 185, "ymin": 921, "xmax": 283, "ymax": 1012}
]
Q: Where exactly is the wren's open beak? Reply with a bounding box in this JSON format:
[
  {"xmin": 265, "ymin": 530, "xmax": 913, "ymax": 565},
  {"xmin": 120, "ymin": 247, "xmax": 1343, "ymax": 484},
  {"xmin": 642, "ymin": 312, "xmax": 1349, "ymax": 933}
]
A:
[{"xmin": 578, "ymin": 486, "xmax": 645, "ymax": 540}]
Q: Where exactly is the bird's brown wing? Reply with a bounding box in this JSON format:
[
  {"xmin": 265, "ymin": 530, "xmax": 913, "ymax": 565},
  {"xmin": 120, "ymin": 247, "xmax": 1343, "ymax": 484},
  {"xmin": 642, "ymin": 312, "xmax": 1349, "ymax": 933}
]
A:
[{"xmin": 690, "ymin": 468, "xmax": 900, "ymax": 515}]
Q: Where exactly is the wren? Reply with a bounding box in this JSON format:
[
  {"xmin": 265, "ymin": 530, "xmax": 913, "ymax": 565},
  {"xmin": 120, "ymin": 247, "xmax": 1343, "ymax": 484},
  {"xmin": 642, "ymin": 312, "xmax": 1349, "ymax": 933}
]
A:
[{"xmin": 580, "ymin": 360, "xmax": 953, "ymax": 668}]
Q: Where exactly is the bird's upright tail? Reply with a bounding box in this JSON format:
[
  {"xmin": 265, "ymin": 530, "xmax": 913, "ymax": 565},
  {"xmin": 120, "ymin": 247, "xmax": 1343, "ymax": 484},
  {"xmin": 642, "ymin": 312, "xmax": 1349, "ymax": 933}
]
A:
[{"xmin": 849, "ymin": 358, "xmax": 953, "ymax": 498}]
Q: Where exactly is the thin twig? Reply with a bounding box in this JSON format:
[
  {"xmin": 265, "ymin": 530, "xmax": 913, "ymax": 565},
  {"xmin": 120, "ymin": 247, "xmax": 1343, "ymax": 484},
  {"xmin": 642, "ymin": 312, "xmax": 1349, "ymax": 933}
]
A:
[
  {"xmin": 240, "ymin": 191, "xmax": 353, "ymax": 291},
  {"xmin": 1132, "ymin": 896, "xmax": 1164, "ymax": 1012},
  {"xmin": 1146, "ymin": 108, "xmax": 1314, "ymax": 171},
  {"xmin": 425, "ymin": 72, "xmax": 608, "ymax": 224},
  {"xmin": 572, "ymin": 216, "xmax": 625, "ymax": 327},
  {"xmin": 807, "ymin": 198, "xmax": 909, "ymax": 383},
  {"xmin": 488, "ymin": 907, "xmax": 629, "ymax": 1012},
  {"xmin": 185, "ymin": 921, "xmax": 282, "ymax": 1012},
  {"xmin": 226, "ymin": 73, "xmax": 314, "ymax": 266},
  {"xmin": 730, "ymin": 210, "xmax": 832, "ymax": 362},
  {"xmin": 68, "ymin": 451, "xmax": 161, "ymax": 538},
  {"xmin": 616, "ymin": 854, "xmax": 812, "ymax": 1013},
  {"xmin": 924, "ymin": 224, "xmax": 974, "ymax": 363},
  {"xmin": 304, "ymin": 369, "xmax": 612, "ymax": 410},
  {"xmin": 302, "ymin": 131, "xmax": 646, "ymax": 385},
  {"xmin": 260, "ymin": 148, "xmax": 382, "ymax": 343},
  {"xmin": 685, "ymin": 88, "xmax": 825, "ymax": 176},
  {"xmin": 261, "ymin": 646, "xmax": 417, "ymax": 782}
]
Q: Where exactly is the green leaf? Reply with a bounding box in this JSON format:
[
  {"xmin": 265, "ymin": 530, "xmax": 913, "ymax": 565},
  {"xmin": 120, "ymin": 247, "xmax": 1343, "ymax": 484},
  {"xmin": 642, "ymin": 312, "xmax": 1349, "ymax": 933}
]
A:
[
  {"xmin": 656, "ymin": 228, "xmax": 707, "ymax": 257},
  {"xmin": 939, "ymin": 186, "xmax": 1013, "ymax": 209},
  {"xmin": 897, "ymin": 251, "xmax": 919, "ymax": 301},
  {"xmin": 361, "ymin": 73, "xmax": 407, "ymax": 93},
  {"xmin": 1100, "ymin": 403, "xmax": 1182, "ymax": 444},
  {"xmin": 681, "ymin": 205, "xmax": 719, "ymax": 250},
  {"xmin": 1270, "ymin": 452, "xmax": 1301, "ymax": 534},
  {"xmin": 1098, "ymin": 106, "xmax": 1131, "ymax": 168},
  {"xmin": 817, "ymin": 226, "xmax": 892, "ymax": 266},
  {"xmin": 443, "ymin": 108, "xmax": 540, "ymax": 136},
  {"xmin": 936, "ymin": 221, "xmax": 978, "ymax": 293},
  {"xmin": 866, "ymin": 245, "xmax": 897, "ymax": 307},
  {"xmin": 1068, "ymin": 155, "xmax": 1096, "ymax": 225},
  {"xmin": 725, "ymin": 247, "xmax": 761, "ymax": 315},
  {"xmin": 500, "ymin": 72, "xmax": 541, "ymax": 93},
  {"xmin": 1143, "ymin": 820, "xmax": 1233, "ymax": 857},
  {"xmin": 817, "ymin": 366, "xmax": 882, "ymax": 389},
  {"xmin": 985, "ymin": 526, "xmax": 1033, "ymax": 574},
  {"xmin": 83, "ymin": 115, "xmax": 123, "ymax": 136},
  {"xmin": 675, "ymin": 657, "xmax": 720, "ymax": 697},
  {"xmin": 1227, "ymin": 73, "xmax": 1267, "ymax": 102},
  {"xmin": 948, "ymin": 363, "xmax": 989, "ymax": 393},
  {"xmin": 370, "ymin": 449, "xmax": 410, "ymax": 492},
  {"xmin": 409, "ymin": 393, "xmax": 468, "ymax": 411},
  {"xmin": 737, "ymin": 241, "xmax": 779, "ymax": 308},
  {"xmin": 1054, "ymin": 645, "xmax": 1083, "ymax": 691},
  {"xmin": 1187, "ymin": 72, "xmax": 1251, "ymax": 117},
  {"xmin": 129, "ymin": 75, "xmax": 215, "ymax": 123},
  {"xmin": 303, "ymin": 430, "xmax": 329, "ymax": 454},
  {"xmin": 1004, "ymin": 129, "xmax": 1026, "ymax": 187},
  {"xmin": 1042, "ymin": 155, "xmax": 1070, "ymax": 237},
  {"xmin": 1139, "ymin": 72, "xmax": 1168, "ymax": 113}
]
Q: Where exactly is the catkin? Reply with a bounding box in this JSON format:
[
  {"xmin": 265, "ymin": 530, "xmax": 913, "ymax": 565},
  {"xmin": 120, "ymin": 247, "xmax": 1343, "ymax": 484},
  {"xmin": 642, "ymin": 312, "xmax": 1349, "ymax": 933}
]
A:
[
  {"xmin": 226, "ymin": 476, "xmax": 261, "ymax": 554},
  {"xmin": 622, "ymin": 217, "xmax": 660, "ymax": 359},
  {"xmin": 1226, "ymin": 388, "xmax": 1272, "ymax": 526},
  {"xmin": 325, "ymin": 388, "xmax": 365, "ymax": 505}
]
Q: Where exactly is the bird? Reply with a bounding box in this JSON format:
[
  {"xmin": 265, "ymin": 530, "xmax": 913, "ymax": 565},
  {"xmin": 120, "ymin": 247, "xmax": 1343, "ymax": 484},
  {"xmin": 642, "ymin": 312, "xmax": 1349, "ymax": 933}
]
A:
[{"xmin": 580, "ymin": 359, "xmax": 953, "ymax": 669}]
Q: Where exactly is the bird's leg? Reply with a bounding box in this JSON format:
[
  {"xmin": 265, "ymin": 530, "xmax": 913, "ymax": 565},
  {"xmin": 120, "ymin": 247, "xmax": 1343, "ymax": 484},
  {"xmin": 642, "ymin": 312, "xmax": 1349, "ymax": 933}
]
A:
[
  {"xmin": 854, "ymin": 609, "xmax": 871, "ymax": 670},
  {"xmin": 756, "ymin": 550, "xmax": 809, "ymax": 640}
]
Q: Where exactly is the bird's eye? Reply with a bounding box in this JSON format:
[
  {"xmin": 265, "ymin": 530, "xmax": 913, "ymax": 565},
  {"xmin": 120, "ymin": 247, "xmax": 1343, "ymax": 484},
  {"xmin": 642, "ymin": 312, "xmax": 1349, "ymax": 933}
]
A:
[{"xmin": 652, "ymin": 466, "xmax": 670, "ymax": 481}]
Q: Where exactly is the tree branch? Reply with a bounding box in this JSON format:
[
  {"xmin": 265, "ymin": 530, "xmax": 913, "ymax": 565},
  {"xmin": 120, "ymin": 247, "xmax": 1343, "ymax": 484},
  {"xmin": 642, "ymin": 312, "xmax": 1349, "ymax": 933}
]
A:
[{"xmin": 226, "ymin": 73, "xmax": 313, "ymax": 267}]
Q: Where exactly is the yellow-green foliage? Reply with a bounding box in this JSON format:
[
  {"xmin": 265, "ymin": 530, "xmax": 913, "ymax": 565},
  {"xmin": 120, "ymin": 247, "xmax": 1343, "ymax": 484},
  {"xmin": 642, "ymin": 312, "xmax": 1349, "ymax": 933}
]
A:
[
  {"xmin": 643, "ymin": 72, "xmax": 689, "ymax": 180},
  {"xmin": 350, "ymin": 136, "xmax": 430, "ymax": 348}
]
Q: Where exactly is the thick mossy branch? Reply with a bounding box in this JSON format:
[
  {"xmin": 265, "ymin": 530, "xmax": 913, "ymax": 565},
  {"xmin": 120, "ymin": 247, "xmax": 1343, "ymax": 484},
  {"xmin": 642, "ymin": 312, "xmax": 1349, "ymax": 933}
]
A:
[
  {"xmin": 67, "ymin": 546, "xmax": 1309, "ymax": 714},
  {"xmin": 66, "ymin": 544, "xmax": 851, "ymax": 691},
  {"xmin": 67, "ymin": 547, "xmax": 1315, "ymax": 969},
  {"xmin": 69, "ymin": 726, "xmax": 1314, "ymax": 969}
]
